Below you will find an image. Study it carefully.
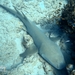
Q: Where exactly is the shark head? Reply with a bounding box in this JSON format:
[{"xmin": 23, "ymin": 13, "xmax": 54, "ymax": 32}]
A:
[{"xmin": 39, "ymin": 42, "xmax": 66, "ymax": 70}]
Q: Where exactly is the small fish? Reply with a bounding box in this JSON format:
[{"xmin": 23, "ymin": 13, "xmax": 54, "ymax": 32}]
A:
[{"xmin": 0, "ymin": 4, "xmax": 66, "ymax": 70}]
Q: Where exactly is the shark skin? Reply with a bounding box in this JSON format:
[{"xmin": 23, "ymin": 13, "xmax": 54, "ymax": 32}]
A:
[{"xmin": 0, "ymin": 5, "xmax": 66, "ymax": 70}]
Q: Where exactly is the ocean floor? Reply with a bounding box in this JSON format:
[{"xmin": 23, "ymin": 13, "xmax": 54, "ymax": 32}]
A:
[{"xmin": 0, "ymin": 0, "xmax": 70, "ymax": 75}]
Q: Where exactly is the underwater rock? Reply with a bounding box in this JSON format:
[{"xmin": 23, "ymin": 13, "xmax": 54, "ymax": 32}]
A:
[
  {"xmin": 59, "ymin": 0, "xmax": 75, "ymax": 74},
  {"xmin": 71, "ymin": 70, "xmax": 75, "ymax": 75}
]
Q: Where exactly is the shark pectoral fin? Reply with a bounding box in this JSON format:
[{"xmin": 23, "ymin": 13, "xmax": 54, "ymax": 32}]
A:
[{"xmin": 20, "ymin": 43, "xmax": 38, "ymax": 58}]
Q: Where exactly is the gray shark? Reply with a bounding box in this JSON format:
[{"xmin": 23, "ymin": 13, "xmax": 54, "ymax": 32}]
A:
[{"xmin": 0, "ymin": 4, "xmax": 66, "ymax": 70}]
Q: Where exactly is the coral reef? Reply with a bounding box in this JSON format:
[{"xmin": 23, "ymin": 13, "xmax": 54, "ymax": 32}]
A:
[{"xmin": 59, "ymin": 0, "xmax": 75, "ymax": 74}]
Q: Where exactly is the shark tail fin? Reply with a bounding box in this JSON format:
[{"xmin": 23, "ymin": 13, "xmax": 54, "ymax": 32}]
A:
[{"xmin": 13, "ymin": 6, "xmax": 23, "ymax": 17}]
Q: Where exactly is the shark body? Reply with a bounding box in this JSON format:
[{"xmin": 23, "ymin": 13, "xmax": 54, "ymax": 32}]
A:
[{"xmin": 0, "ymin": 5, "xmax": 66, "ymax": 70}]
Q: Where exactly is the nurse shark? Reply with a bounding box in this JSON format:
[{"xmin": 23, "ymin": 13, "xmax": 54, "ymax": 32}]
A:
[{"xmin": 0, "ymin": 4, "xmax": 66, "ymax": 70}]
